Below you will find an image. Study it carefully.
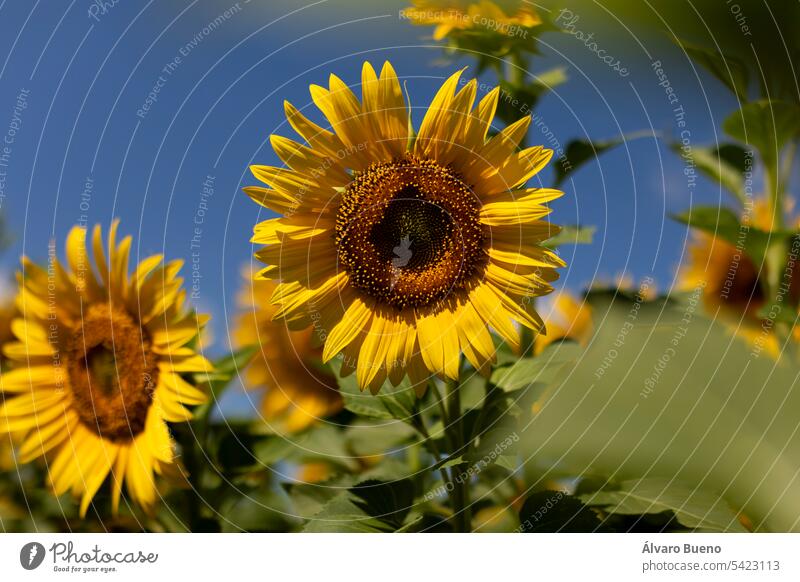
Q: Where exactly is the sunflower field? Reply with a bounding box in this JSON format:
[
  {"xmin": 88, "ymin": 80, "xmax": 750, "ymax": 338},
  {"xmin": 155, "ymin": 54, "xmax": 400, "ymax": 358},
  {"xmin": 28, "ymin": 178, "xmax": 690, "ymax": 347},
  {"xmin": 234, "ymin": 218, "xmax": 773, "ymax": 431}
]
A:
[{"xmin": 0, "ymin": 0, "xmax": 798, "ymax": 536}]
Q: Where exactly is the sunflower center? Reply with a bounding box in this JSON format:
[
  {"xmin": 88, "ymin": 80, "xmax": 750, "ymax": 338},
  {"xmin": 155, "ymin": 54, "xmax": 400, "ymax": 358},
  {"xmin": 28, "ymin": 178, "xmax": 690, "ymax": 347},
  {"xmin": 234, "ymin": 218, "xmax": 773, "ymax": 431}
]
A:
[
  {"xmin": 335, "ymin": 155, "xmax": 485, "ymax": 309},
  {"xmin": 65, "ymin": 303, "xmax": 158, "ymax": 442}
]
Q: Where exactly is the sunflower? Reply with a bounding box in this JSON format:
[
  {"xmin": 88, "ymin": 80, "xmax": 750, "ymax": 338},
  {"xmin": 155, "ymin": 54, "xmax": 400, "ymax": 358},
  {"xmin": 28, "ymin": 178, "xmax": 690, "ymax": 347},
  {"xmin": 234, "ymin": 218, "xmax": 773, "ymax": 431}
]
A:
[
  {"xmin": 678, "ymin": 200, "xmax": 799, "ymax": 356},
  {"xmin": 0, "ymin": 222, "xmax": 211, "ymax": 516},
  {"xmin": 233, "ymin": 272, "xmax": 342, "ymax": 432},
  {"xmin": 245, "ymin": 62, "xmax": 563, "ymax": 394},
  {"xmin": 402, "ymin": 0, "xmax": 541, "ymax": 41},
  {"xmin": 534, "ymin": 292, "xmax": 593, "ymax": 355}
]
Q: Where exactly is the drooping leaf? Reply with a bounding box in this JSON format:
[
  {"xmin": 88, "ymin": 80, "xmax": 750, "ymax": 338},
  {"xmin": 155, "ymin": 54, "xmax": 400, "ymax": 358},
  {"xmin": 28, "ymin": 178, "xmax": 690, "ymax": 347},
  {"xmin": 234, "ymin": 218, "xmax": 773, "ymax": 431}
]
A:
[
  {"xmin": 676, "ymin": 39, "xmax": 749, "ymax": 101},
  {"xmin": 581, "ymin": 478, "xmax": 747, "ymax": 532},
  {"xmin": 554, "ymin": 132, "xmax": 653, "ymax": 186}
]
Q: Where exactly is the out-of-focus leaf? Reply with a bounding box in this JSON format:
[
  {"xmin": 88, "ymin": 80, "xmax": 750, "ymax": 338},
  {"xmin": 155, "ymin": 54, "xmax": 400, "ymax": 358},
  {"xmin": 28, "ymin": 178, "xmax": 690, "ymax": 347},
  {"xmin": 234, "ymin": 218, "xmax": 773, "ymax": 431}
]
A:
[
  {"xmin": 518, "ymin": 491, "xmax": 604, "ymax": 532},
  {"xmin": 520, "ymin": 295, "xmax": 800, "ymax": 532},
  {"xmin": 192, "ymin": 345, "xmax": 257, "ymax": 395},
  {"xmin": 670, "ymin": 142, "xmax": 751, "ymax": 202},
  {"xmin": 218, "ymin": 487, "xmax": 298, "ymax": 532},
  {"xmin": 490, "ymin": 341, "xmax": 582, "ymax": 392},
  {"xmin": 723, "ymin": 100, "xmax": 800, "ymax": 161},
  {"xmin": 344, "ymin": 418, "xmax": 415, "ymax": 457},
  {"xmin": 671, "ymin": 205, "xmax": 796, "ymax": 267},
  {"xmin": 676, "ymin": 39, "xmax": 749, "ymax": 101},
  {"xmin": 301, "ymin": 493, "xmax": 389, "ymax": 533},
  {"xmin": 350, "ymin": 478, "xmax": 415, "ymax": 529},
  {"xmin": 544, "ymin": 224, "xmax": 595, "ymax": 248},
  {"xmin": 554, "ymin": 132, "xmax": 653, "ymax": 186},
  {"xmin": 582, "ymin": 478, "xmax": 747, "ymax": 532}
]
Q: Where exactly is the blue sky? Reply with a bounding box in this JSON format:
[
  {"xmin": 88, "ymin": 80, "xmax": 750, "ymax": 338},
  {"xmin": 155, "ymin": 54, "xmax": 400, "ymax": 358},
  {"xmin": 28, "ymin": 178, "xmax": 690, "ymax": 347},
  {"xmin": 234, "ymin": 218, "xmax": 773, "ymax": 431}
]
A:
[{"xmin": 0, "ymin": 0, "xmax": 746, "ymax": 388}]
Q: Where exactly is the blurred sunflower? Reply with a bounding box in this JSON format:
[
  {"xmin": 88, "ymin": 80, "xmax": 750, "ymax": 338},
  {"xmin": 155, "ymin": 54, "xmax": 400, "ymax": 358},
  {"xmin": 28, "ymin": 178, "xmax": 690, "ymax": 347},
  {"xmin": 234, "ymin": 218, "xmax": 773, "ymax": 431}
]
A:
[
  {"xmin": 0, "ymin": 222, "xmax": 211, "ymax": 516},
  {"xmin": 678, "ymin": 200, "xmax": 799, "ymax": 356},
  {"xmin": 534, "ymin": 292, "xmax": 593, "ymax": 355},
  {"xmin": 402, "ymin": 0, "xmax": 541, "ymax": 41},
  {"xmin": 233, "ymin": 274, "xmax": 342, "ymax": 433},
  {"xmin": 245, "ymin": 61, "xmax": 563, "ymax": 394}
]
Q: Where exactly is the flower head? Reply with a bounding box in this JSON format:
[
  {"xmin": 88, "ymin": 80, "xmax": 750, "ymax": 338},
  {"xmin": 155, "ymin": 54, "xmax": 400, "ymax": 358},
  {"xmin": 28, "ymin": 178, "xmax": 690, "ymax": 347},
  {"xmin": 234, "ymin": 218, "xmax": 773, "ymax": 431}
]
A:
[
  {"xmin": 0, "ymin": 222, "xmax": 211, "ymax": 516},
  {"xmin": 246, "ymin": 62, "xmax": 563, "ymax": 393},
  {"xmin": 233, "ymin": 273, "xmax": 342, "ymax": 432},
  {"xmin": 403, "ymin": 0, "xmax": 541, "ymax": 41}
]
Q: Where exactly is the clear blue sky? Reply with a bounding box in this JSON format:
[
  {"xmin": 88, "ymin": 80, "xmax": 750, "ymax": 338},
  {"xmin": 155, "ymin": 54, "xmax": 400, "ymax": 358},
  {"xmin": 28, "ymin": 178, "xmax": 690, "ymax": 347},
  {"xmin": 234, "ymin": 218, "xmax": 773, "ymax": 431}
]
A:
[{"xmin": 0, "ymin": 1, "xmax": 745, "ymax": 384}]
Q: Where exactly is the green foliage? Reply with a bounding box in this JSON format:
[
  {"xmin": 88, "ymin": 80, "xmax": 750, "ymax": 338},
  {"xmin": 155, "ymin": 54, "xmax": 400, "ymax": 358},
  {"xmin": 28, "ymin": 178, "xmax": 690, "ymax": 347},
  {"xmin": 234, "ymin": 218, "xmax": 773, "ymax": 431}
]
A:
[
  {"xmin": 671, "ymin": 205, "xmax": 797, "ymax": 268},
  {"xmin": 675, "ymin": 39, "xmax": 749, "ymax": 102},
  {"xmin": 544, "ymin": 224, "xmax": 595, "ymax": 248},
  {"xmin": 335, "ymin": 359, "xmax": 417, "ymax": 421},
  {"xmin": 554, "ymin": 132, "xmax": 653, "ymax": 186},
  {"xmin": 518, "ymin": 491, "xmax": 604, "ymax": 532},
  {"xmin": 723, "ymin": 100, "xmax": 800, "ymax": 163},
  {"xmin": 519, "ymin": 295, "xmax": 800, "ymax": 532},
  {"xmin": 490, "ymin": 341, "xmax": 581, "ymax": 392},
  {"xmin": 670, "ymin": 142, "xmax": 751, "ymax": 203},
  {"xmin": 582, "ymin": 478, "xmax": 747, "ymax": 532}
]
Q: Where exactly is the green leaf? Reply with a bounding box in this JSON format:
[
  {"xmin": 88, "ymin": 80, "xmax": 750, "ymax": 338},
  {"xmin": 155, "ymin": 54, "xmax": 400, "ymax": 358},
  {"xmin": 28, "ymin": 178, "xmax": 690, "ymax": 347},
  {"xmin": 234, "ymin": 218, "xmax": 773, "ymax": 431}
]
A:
[
  {"xmin": 518, "ymin": 491, "xmax": 604, "ymax": 532},
  {"xmin": 554, "ymin": 132, "xmax": 654, "ymax": 186},
  {"xmin": 723, "ymin": 100, "xmax": 800, "ymax": 161},
  {"xmin": 218, "ymin": 487, "xmax": 298, "ymax": 532},
  {"xmin": 301, "ymin": 493, "xmax": 390, "ymax": 533},
  {"xmin": 490, "ymin": 341, "xmax": 582, "ymax": 392},
  {"xmin": 495, "ymin": 67, "xmax": 568, "ymax": 125},
  {"xmin": 334, "ymin": 359, "xmax": 417, "ymax": 421},
  {"xmin": 350, "ymin": 479, "xmax": 415, "ymax": 529},
  {"xmin": 670, "ymin": 143, "xmax": 751, "ymax": 203},
  {"xmin": 676, "ymin": 39, "xmax": 749, "ymax": 101},
  {"xmin": 519, "ymin": 295, "xmax": 800, "ymax": 531},
  {"xmin": 581, "ymin": 478, "xmax": 747, "ymax": 532},
  {"xmin": 344, "ymin": 418, "xmax": 416, "ymax": 457},
  {"xmin": 544, "ymin": 224, "xmax": 595, "ymax": 248},
  {"xmin": 671, "ymin": 205, "xmax": 796, "ymax": 268}
]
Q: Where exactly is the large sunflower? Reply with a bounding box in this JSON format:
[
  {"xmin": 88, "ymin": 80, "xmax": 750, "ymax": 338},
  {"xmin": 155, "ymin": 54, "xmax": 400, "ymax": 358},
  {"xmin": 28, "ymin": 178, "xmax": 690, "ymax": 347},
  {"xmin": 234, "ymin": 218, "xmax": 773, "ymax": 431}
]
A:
[
  {"xmin": 233, "ymin": 272, "xmax": 342, "ymax": 432},
  {"xmin": 403, "ymin": 0, "xmax": 541, "ymax": 41},
  {"xmin": 246, "ymin": 62, "xmax": 563, "ymax": 393},
  {"xmin": 0, "ymin": 222, "xmax": 211, "ymax": 516}
]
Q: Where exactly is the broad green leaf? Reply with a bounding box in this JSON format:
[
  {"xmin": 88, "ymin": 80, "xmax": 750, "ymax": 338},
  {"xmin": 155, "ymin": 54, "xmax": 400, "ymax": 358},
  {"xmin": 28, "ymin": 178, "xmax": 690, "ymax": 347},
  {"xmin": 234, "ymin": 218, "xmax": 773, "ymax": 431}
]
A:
[
  {"xmin": 490, "ymin": 341, "xmax": 581, "ymax": 392},
  {"xmin": 582, "ymin": 478, "xmax": 747, "ymax": 532},
  {"xmin": 520, "ymin": 295, "xmax": 800, "ymax": 532},
  {"xmin": 218, "ymin": 487, "xmax": 298, "ymax": 532},
  {"xmin": 723, "ymin": 100, "xmax": 800, "ymax": 161},
  {"xmin": 676, "ymin": 39, "xmax": 749, "ymax": 101},
  {"xmin": 518, "ymin": 491, "xmax": 604, "ymax": 532}
]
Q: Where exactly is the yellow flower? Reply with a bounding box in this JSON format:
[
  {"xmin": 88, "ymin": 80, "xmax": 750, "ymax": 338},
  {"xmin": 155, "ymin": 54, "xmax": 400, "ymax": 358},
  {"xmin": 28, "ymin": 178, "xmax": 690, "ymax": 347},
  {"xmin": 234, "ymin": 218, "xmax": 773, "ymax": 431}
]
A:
[
  {"xmin": 246, "ymin": 61, "xmax": 563, "ymax": 394},
  {"xmin": 534, "ymin": 292, "xmax": 593, "ymax": 355},
  {"xmin": 403, "ymin": 0, "xmax": 541, "ymax": 41},
  {"xmin": 678, "ymin": 200, "xmax": 798, "ymax": 356},
  {"xmin": 233, "ymin": 274, "xmax": 342, "ymax": 433},
  {"xmin": 0, "ymin": 222, "xmax": 212, "ymax": 516}
]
